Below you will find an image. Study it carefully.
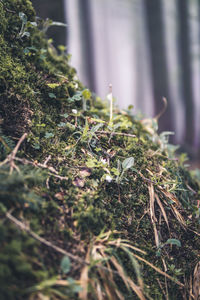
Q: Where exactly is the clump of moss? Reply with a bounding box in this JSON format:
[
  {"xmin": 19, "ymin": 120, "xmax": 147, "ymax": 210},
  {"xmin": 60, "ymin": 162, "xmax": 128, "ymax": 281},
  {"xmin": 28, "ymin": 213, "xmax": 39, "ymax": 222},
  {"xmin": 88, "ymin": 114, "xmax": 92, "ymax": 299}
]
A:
[{"xmin": 0, "ymin": 0, "xmax": 200, "ymax": 299}]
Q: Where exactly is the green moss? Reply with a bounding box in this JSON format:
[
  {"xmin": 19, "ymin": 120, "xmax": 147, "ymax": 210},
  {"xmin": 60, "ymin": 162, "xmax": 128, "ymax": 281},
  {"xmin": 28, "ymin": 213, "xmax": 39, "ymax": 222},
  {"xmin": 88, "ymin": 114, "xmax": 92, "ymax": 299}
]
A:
[{"xmin": 0, "ymin": 0, "xmax": 200, "ymax": 299}]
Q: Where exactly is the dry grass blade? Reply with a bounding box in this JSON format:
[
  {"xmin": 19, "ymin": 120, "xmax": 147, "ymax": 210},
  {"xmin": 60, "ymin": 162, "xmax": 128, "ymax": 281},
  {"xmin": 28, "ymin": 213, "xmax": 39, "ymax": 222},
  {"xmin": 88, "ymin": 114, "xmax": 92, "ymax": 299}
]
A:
[
  {"xmin": 99, "ymin": 248, "xmax": 114, "ymax": 280},
  {"xmin": 110, "ymin": 240, "xmax": 146, "ymax": 255},
  {"xmin": 159, "ymin": 188, "xmax": 180, "ymax": 206},
  {"xmin": 193, "ymin": 262, "xmax": 200, "ymax": 300},
  {"xmin": 120, "ymin": 245, "xmax": 143, "ymax": 289},
  {"xmin": 96, "ymin": 281, "xmax": 103, "ymax": 300},
  {"xmin": 161, "ymin": 258, "xmax": 169, "ymax": 300},
  {"xmin": 91, "ymin": 241, "xmax": 120, "ymax": 300},
  {"xmin": 155, "ymin": 97, "xmax": 168, "ymax": 121},
  {"xmin": 171, "ymin": 205, "xmax": 186, "ymax": 227},
  {"xmin": 132, "ymin": 253, "xmax": 184, "ymax": 287},
  {"xmin": 110, "ymin": 256, "xmax": 145, "ymax": 300},
  {"xmin": 148, "ymin": 183, "xmax": 159, "ymax": 247},
  {"xmin": 155, "ymin": 193, "xmax": 170, "ymax": 232},
  {"xmin": 160, "ymin": 189, "xmax": 186, "ymax": 228},
  {"xmin": 98, "ymin": 251, "xmax": 125, "ymax": 300},
  {"xmin": 98, "ymin": 269, "xmax": 118, "ymax": 300},
  {"xmin": 114, "ymin": 288, "xmax": 125, "ymax": 300},
  {"xmin": 126, "ymin": 277, "xmax": 146, "ymax": 300},
  {"xmin": 110, "ymin": 256, "xmax": 130, "ymax": 290},
  {"xmin": 79, "ymin": 247, "xmax": 90, "ymax": 300}
]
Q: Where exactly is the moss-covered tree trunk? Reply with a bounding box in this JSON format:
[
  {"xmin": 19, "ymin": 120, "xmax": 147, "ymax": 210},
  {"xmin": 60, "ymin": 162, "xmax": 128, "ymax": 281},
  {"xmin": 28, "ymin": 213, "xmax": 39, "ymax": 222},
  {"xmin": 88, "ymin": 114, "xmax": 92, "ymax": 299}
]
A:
[{"xmin": 0, "ymin": 1, "xmax": 200, "ymax": 299}]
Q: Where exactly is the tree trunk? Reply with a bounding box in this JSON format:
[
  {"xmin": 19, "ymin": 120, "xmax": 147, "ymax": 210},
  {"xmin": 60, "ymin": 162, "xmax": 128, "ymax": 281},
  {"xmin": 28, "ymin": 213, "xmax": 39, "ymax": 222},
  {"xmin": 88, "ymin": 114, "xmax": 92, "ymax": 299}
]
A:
[
  {"xmin": 77, "ymin": 0, "xmax": 96, "ymax": 91},
  {"xmin": 144, "ymin": 0, "xmax": 174, "ymax": 133},
  {"xmin": 177, "ymin": 0, "xmax": 195, "ymax": 147}
]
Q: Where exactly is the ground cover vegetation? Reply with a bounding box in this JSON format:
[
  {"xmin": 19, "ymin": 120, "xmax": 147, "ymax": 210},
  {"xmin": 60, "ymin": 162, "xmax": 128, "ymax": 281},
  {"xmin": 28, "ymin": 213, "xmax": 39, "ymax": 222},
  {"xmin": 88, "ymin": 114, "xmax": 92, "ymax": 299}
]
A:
[{"xmin": 0, "ymin": 0, "xmax": 200, "ymax": 299}]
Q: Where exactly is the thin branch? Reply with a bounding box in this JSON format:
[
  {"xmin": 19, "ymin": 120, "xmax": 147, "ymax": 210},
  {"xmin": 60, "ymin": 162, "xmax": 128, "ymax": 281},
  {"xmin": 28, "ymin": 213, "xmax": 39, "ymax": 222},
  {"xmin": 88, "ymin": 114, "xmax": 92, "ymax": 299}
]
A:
[
  {"xmin": 5, "ymin": 212, "xmax": 120, "ymax": 275},
  {"xmin": 0, "ymin": 133, "xmax": 27, "ymax": 173},
  {"xmin": 43, "ymin": 155, "xmax": 52, "ymax": 167},
  {"xmin": 11, "ymin": 133, "xmax": 27, "ymax": 160},
  {"xmin": 6, "ymin": 211, "xmax": 87, "ymax": 264},
  {"xmin": 14, "ymin": 157, "xmax": 68, "ymax": 181}
]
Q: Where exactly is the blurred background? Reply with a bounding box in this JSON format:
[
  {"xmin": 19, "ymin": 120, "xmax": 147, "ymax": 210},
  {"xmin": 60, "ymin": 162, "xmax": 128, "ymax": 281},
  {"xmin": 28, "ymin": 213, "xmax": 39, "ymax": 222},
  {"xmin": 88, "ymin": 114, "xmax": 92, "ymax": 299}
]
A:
[{"xmin": 31, "ymin": 0, "xmax": 200, "ymax": 163}]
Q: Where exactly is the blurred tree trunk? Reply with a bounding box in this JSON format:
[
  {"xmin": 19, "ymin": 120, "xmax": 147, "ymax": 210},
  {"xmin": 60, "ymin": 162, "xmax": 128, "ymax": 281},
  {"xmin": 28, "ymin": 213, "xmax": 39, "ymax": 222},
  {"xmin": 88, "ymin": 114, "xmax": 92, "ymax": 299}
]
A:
[
  {"xmin": 78, "ymin": 0, "xmax": 96, "ymax": 91},
  {"xmin": 144, "ymin": 0, "xmax": 174, "ymax": 133},
  {"xmin": 31, "ymin": 0, "xmax": 66, "ymax": 46},
  {"xmin": 177, "ymin": 0, "xmax": 195, "ymax": 147}
]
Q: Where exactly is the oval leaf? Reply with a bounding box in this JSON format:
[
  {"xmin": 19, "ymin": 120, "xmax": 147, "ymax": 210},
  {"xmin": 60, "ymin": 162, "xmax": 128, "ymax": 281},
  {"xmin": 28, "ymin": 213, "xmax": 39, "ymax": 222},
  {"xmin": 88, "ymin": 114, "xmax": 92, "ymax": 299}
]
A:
[
  {"xmin": 165, "ymin": 239, "xmax": 181, "ymax": 247},
  {"xmin": 19, "ymin": 12, "xmax": 27, "ymax": 23},
  {"xmin": 48, "ymin": 92, "xmax": 56, "ymax": 99},
  {"xmin": 122, "ymin": 157, "xmax": 134, "ymax": 170},
  {"xmin": 61, "ymin": 256, "xmax": 71, "ymax": 274}
]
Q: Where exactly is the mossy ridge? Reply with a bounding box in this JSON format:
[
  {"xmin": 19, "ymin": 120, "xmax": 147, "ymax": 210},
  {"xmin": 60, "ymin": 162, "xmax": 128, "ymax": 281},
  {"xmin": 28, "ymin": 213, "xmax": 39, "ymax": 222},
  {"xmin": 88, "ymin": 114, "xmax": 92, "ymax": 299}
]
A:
[{"xmin": 0, "ymin": 0, "xmax": 200, "ymax": 299}]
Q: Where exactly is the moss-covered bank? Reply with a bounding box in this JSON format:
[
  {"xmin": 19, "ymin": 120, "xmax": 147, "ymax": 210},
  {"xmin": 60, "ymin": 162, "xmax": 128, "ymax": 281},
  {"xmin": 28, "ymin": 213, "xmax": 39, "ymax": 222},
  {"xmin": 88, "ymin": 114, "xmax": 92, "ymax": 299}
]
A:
[{"xmin": 0, "ymin": 1, "xmax": 200, "ymax": 299}]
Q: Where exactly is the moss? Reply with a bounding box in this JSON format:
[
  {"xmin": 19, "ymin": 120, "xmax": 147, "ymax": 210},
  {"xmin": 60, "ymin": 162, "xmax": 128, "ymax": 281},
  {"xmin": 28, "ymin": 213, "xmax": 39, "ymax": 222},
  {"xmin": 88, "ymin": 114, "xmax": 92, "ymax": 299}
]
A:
[{"xmin": 0, "ymin": 0, "xmax": 200, "ymax": 299}]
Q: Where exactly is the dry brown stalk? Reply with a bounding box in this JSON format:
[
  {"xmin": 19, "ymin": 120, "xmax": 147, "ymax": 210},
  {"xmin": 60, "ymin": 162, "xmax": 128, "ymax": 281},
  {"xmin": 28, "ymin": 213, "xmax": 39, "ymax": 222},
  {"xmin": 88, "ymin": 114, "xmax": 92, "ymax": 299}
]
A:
[{"xmin": 0, "ymin": 132, "xmax": 27, "ymax": 173}]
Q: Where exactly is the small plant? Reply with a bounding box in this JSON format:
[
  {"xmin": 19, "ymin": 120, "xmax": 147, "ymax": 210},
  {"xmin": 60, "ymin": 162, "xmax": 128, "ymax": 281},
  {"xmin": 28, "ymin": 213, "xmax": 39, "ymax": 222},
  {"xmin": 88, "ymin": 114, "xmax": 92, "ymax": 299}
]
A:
[
  {"xmin": 107, "ymin": 84, "xmax": 113, "ymax": 126},
  {"xmin": 116, "ymin": 157, "xmax": 135, "ymax": 183},
  {"xmin": 18, "ymin": 12, "xmax": 30, "ymax": 38},
  {"xmin": 156, "ymin": 238, "xmax": 181, "ymax": 257}
]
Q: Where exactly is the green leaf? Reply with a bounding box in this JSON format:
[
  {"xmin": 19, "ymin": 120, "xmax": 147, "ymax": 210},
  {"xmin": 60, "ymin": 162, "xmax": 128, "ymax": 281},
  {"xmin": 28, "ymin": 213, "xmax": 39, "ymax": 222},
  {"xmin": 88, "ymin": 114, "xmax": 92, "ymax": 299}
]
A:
[
  {"xmin": 89, "ymin": 118, "xmax": 105, "ymax": 124},
  {"xmin": 45, "ymin": 132, "xmax": 54, "ymax": 139},
  {"xmin": 58, "ymin": 122, "xmax": 66, "ymax": 128},
  {"xmin": 73, "ymin": 93, "xmax": 82, "ymax": 101},
  {"xmin": 51, "ymin": 21, "xmax": 68, "ymax": 27},
  {"xmin": 22, "ymin": 31, "xmax": 30, "ymax": 38},
  {"xmin": 0, "ymin": 203, "xmax": 7, "ymax": 214},
  {"xmin": 67, "ymin": 97, "xmax": 74, "ymax": 103},
  {"xmin": 86, "ymin": 159, "xmax": 96, "ymax": 168},
  {"xmin": 82, "ymin": 89, "xmax": 91, "ymax": 100},
  {"xmin": 61, "ymin": 256, "xmax": 71, "ymax": 274},
  {"xmin": 82, "ymin": 118, "xmax": 89, "ymax": 137},
  {"xmin": 61, "ymin": 113, "xmax": 68, "ymax": 118},
  {"xmin": 48, "ymin": 92, "xmax": 56, "ymax": 99},
  {"xmin": 165, "ymin": 239, "xmax": 181, "ymax": 247},
  {"xmin": 30, "ymin": 21, "xmax": 37, "ymax": 27},
  {"xmin": 19, "ymin": 12, "xmax": 27, "ymax": 23},
  {"xmin": 24, "ymin": 46, "xmax": 37, "ymax": 54},
  {"xmin": 47, "ymin": 83, "xmax": 60, "ymax": 89},
  {"xmin": 122, "ymin": 157, "xmax": 134, "ymax": 170},
  {"xmin": 32, "ymin": 143, "xmax": 40, "ymax": 150},
  {"xmin": 90, "ymin": 123, "xmax": 104, "ymax": 133}
]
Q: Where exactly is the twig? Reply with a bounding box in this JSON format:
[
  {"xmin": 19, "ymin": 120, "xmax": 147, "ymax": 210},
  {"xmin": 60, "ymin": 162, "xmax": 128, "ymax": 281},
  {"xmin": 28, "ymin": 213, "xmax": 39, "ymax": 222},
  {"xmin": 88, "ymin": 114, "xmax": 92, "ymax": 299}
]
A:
[
  {"xmin": 0, "ymin": 133, "xmax": 27, "ymax": 173},
  {"xmin": 96, "ymin": 131, "xmax": 136, "ymax": 138},
  {"xmin": 5, "ymin": 212, "xmax": 121, "ymax": 276},
  {"xmin": 133, "ymin": 253, "xmax": 184, "ymax": 287},
  {"xmin": 11, "ymin": 133, "xmax": 27, "ymax": 159},
  {"xmin": 155, "ymin": 97, "xmax": 168, "ymax": 121},
  {"xmin": 14, "ymin": 157, "xmax": 68, "ymax": 180},
  {"xmin": 157, "ymin": 278, "xmax": 168, "ymax": 300},
  {"xmin": 6, "ymin": 211, "xmax": 87, "ymax": 264},
  {"xmin": 138, "ymin": 171, "xmax": 157, "ymax": 185},
  {"xmin": 162, "ymin": 258, "xmax": 169, "ymax": 300},
  {"xmin": 43, "ymin": 155, "xmax": 52, "ymax": 167}
]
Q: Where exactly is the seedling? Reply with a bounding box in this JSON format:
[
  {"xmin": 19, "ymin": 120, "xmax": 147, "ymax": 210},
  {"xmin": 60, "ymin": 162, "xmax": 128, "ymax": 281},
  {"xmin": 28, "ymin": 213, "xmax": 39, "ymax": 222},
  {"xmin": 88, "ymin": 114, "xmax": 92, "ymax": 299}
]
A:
[
  {"xmin": 107, "ymin": 84, "xmax": 113, "ymax": 126},
  {"xmin": 18, "ymin": 12, "xmax": 30, "ymax": 38},
  {"xmin": 116, "ymin": 157, "xmax": 135, "ymax": 183}
]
